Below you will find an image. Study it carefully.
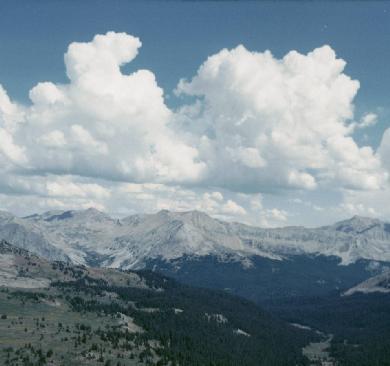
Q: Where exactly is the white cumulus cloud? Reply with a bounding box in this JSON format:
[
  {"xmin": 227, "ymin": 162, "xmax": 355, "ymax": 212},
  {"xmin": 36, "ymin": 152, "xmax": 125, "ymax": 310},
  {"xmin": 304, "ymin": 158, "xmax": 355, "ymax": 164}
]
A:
[
  {"xmin": 0, "ymin": 32, "xmax": 205, "ymax": 184},
  {"xmin": 0, "ymin": 32, "xmax": 388, "ymax": 225},
  {"xmin": 176, "ymin": 44, "xmax": 386, "ymax": 192}
]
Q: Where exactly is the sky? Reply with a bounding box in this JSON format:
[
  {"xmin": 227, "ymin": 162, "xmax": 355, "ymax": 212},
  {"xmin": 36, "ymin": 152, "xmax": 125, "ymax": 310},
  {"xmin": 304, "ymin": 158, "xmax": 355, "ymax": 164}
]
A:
[{"xmin": 0, "ymin": 1, "xmax": 390, "ymax": 227}]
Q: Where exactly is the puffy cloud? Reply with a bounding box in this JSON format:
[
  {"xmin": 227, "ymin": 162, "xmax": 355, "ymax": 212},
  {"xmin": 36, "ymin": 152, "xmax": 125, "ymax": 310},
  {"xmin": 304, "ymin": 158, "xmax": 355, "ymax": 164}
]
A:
[
  {"xmin": 358, "ymin": 113, "xmax": 378, "ymax": 129},
  {"xmin": 339, "ymin": 187, "xmax": 388, "ymax": 219},
  {"xmin": 64, "ymin": 32, "xmax": 142, "ymax": 83},
  {"xmin": 346, "ymin": 128, "xmax": 390, "ymax": 219},
  {"xmin": 0, "ymin": 32, "xmax": 388, "ymax": 225},
  {"xmin": 114, "ymin": 184, "xmax": 249, "ymax": 220},
  {"xmin": 29, "ymin": 82, "xmax": 66, "ymax": 105},
  {"xmin": 261, "ymin": 208, "xmax": 288, "ymax": 225},
  {"xmin": 346, "ymin": 112, "xmax": 378, "ymax": 133},
  {"xmin": 339, "ymin": 201, "xmax": 378, "ymax": 218},
  {"xmin": 338, "ymin": 125, "xmax": 390, "ymax": 219},
  {"xmin": 0, "ymin": 85, "xmax": 24, "ymax": 130},
  {"xmin": 46, "ymin": 180, "xmax": 110, "ymax": 199},
  {"xmin": 0, "ymin": 172, "xmax": 262, "ymax": 224},
  {"xmin": 39, "ymin": 130, "xmax": 67, "ymax": 147},
  {"xmin": 110, "ymin": 183, "xmax": 289, "ymax": 226},
  {"xmin": 378, "ymin": 128, "xmax": 390, "ymax": 173},
  {"xmin": 70, "ymin": 124, "xmax": 109, "ymax": 154},
  {"xmin": 176, "ymin": 44, "xmax": 385, "ymax": 192},
  {"xmin": 0, "ymin": 86, "xmax": 27, "ymax": 166},
  {"xmin": 0, "ymin": 127, "xmax": 27, "ymax": 165},
  {"xmin": 289, "ymin": 198, "xmax": 324, "ymax": 212},
  {"xmin": 0, "ymin": 32, "xmax": 204, "ymax": 184}
]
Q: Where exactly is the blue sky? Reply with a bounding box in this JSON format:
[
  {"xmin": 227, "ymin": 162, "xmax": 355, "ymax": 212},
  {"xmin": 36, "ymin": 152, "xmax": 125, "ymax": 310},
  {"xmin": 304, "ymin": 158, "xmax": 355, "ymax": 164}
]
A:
[
  {"xmin": 0, "ymin": 1, "xmax": 389, "ymax": 226},
  {"xmin": 1, "ymin": 1, "xmax": 389, "ymax": 146}
]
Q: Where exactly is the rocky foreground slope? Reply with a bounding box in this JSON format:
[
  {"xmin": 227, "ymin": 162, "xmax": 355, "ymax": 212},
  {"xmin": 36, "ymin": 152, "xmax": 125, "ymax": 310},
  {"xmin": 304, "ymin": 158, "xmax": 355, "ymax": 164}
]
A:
[{"xmin": 0, "ymin": 240, "xmax": 312, "ymax": 366}]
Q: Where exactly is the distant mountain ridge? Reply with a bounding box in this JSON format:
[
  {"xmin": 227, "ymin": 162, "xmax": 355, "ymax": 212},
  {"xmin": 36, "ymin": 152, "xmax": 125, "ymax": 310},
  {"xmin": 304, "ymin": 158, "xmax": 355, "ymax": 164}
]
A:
[{"xmin": 0, "ymin": 208, "xmax": 389, "ymax": 269}]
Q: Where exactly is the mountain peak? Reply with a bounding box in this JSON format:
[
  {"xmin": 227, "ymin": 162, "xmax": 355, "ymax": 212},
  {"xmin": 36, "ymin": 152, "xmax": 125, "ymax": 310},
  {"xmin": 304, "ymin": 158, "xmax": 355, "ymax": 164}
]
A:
[
  {"xmin": 345, "ymin": 215, "xmax": 380, "ymax": 225},
  {"xmin": 156, "ymin": 209, "xmax": 172, "ymax": 217},
  {"xmin": 332, "ymin": 215, "xmax": 382, "ymax": 234},
  {"xmin": 77, "ymin": 207, "xmax": 109, "ymax": 218},
  {"xmin": 154, "ymin": 209, "xmax": 214, "ymax": 223},
  {"xmin": 32, "ymin": 207, "xmax": 113, "ymax": 223},
  {"xmin": 350, "ymin": 214, "xmax": 377, "ymax": 221},
  {"xmin": 179, "ymin": 209, "xmax": 213, "ymax": 220}
]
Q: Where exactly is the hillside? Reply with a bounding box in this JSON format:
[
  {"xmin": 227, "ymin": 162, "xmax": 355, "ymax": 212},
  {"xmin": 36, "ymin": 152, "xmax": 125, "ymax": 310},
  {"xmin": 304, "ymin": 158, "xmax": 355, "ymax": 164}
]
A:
[{"xmin": 0, "ymin": 240, "xmax": 312, "ymax": 365}]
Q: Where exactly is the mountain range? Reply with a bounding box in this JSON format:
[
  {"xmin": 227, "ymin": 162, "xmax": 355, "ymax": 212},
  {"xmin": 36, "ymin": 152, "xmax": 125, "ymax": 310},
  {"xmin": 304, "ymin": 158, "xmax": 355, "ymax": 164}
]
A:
[
  {"xmin": 1, "ymin": 209, "xmax": 390, "ymax": 365},
  {"xmin": 1, "ymin": 208, "xmax": 390, "ymax": 270}
]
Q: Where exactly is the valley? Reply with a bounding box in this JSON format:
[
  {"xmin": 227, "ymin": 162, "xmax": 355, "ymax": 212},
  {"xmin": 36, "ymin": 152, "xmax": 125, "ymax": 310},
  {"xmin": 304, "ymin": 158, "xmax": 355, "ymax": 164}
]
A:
[{"xmin": 1, "ymin": 209, "xmax": 390, "ymax": 365}]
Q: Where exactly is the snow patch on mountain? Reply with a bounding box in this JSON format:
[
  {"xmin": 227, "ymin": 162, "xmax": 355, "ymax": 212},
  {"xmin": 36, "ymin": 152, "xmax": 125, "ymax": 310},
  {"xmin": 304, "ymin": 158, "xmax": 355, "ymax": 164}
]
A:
[
  {"xmin": 344, "ymin": 270, "xmax": 390, "ymax": 295},
  {"xmin": 234, "ymin": 329, "xmax": 250, "ymax": 337}
]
